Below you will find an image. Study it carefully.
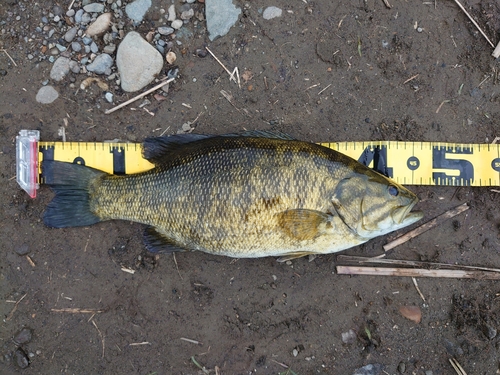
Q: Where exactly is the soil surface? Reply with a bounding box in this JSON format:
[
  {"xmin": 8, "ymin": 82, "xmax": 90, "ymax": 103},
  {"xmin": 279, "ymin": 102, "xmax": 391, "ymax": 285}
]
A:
[{"xmin": 2, "ymin": 0, "xmax": 500, "ymax": 374}]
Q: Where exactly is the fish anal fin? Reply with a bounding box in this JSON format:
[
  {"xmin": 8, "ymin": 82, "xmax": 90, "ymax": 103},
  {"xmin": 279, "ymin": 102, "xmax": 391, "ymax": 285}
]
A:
[
  {"xmin": 278, "ymin": 209, "xmax": 330, "ymax": 241},
  {"xmin": 143, "ymin": 226, "xmax": 186, "ymax": 253}
]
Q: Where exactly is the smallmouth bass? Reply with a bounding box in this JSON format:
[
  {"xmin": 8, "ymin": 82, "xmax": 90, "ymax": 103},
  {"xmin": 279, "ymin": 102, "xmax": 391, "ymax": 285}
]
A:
[{"xmin": 42, "ymin": 132, "xmax": 423, "ymax": 260}]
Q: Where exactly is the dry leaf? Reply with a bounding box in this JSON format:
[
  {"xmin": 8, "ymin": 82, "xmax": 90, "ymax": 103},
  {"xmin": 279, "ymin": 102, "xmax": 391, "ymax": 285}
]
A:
[
  {"xmin": 242, "ymin": 70, "xmax": 253, "ymax": 82},
  {"xmin": 399, "ymin": 305, "xmax": 422, "ymax": 323}
]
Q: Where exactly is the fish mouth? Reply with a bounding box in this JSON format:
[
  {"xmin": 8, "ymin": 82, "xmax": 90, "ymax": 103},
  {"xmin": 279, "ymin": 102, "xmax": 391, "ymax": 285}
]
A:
[{"xmin": 392, "ymin": 198, "xmax": 423, "ymax": 226}]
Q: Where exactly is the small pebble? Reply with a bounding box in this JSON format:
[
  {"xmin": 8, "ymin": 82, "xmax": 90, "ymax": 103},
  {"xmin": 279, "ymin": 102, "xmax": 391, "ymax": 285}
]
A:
[
  {"xmin": 397, "ymin": 361, "xmax": 406, "ymax": 373},
  {"xmin": 66, "ymin": 9, "xmax": 75, "ymax": 17},
  {"xmin": 14, "ymin": 348, "xmax": 29, "ymax": 369},
  {"xmin": 263, "ymin": 6, "xmax": 282, "ymax": 20},
  {"xmin": 15, "ymin": 244, "xmax": 30, "ymax": 256},
  {"xmin": 36, "ymin": 85, "xmax": 59, "ymax": 104},
  {"xmin": 158, "ymin": 26, "xmax": 174, "ymax": 35},
  {"xmin": 71, "ymin": 41, "xmax": 82, "ymax": 52},
  {"xmin": 83, "ymin": 3, "xmax": 105, "ymax": 13},
  {"xmin": 90, "ymin": 41, "xmax": 99, "ymax": 53},
  {"xmin": 105, "ymin": 92, "xmax": 113, "ymax": 103},
  {"xmin": 171, "ymin": 19, "xmax": 183, "ymax": 29},
  {"xmin": 64, "ymin": 27, "xmax": 78, "ymax": 42},
  {"xmin": 13, "ymin": 327, "xmax": 33, "ymax": 345}
]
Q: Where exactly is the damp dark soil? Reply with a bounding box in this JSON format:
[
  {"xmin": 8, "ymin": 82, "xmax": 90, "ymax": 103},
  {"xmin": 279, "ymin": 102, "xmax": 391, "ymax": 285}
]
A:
[{"xmin": 2, "ymin": 0, "xmax": 500, "ymax": 374}]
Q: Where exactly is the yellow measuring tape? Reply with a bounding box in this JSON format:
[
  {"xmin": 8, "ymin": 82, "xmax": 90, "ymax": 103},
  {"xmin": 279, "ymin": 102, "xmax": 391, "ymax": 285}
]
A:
[
  {"xmin": 13, "ymin": 131, "xmax": 500, "ymax": 199},
  {"xmin": 36, "ymin": 140, "xmax": 500, "ymax": 187}
]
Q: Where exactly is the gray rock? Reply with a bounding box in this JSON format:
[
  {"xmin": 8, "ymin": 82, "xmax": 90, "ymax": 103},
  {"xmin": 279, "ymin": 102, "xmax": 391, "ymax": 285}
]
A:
[
  {"xmin": 71, "ymin": 41, "xmax": 82, "ymax": 52},
  {"xmin": 105, "ymin": 92, "xmax": 113, "ymax": 103},
  {"xmin": 69, "ymin": 60, "xmax": 80, "ymax": 73},
  {"xmin": 83, "ymin": 3, "xmax": 105, "ymax": 13},
  {"xmin": 82, "ymin": 36, "xmax": 92, "ymax": 45},
  {"xmin": 81, "ymin": 12, "xmax": 91, "ymax": 24},
  {"xmin": 36, "ymin": 86, "xmax": 59, "ymax": 104},
  {"xmin": 75, "ymin": 9, "xmax": 84, "ymax": 23},
  {"xmin": 103, "ymin": 44, "xmax": 116, "ymax": 54},
  {"xmin": 86, "ymin": 54, "xmax": 113, "ymax": 74},
  {"xmin": 13, "ymin": 327, "xmax": 33, "ymax": 345},
  {"xmin": 90, "ymin": 41, "xmax": 99, "ymax": 53},
  {"xmin": 263, "ymin": 6, "xmax": 282, "ymax": 20},
  {"xmin": 116, "ymin": 31, "xmax": 163, "ymax": 92},
  {"xmin": 205, "ymin": 0, "xmax": 241, "ymax": 41},
  {"xmin": 50, "ymin": 56, "xmax": 70, "ymax": 81},
  {"xmin": 125, "ymin": 0, "xmax": 151, "ymax": 22},
  {"xmin": 66, "ymin": 9, "xmax": 75, "ymax": 17},
  {"xmin": 353, "ymin": 364, "xmax": 384, "ymax": 375},
  {"xmin": 64, "ymin": 27, "xmax": 78, "ymax": 42},
  {"xmin": 14, "ymin": 348, "xmax": 29, "ymax": 369},
  {"xmin": 181, "ymin": 8, "xmax": 194, "ymax": 20},
  {"xmin": 167, "ymin": 4, "xmax": 176, "ymax": 21},
  {"xmin": 158, "ymin": 26, "xmax": 174, "ymax": 35},
  {"xmin": 15, "ymin": 244, "xmax": 30, "ymax": 256}
]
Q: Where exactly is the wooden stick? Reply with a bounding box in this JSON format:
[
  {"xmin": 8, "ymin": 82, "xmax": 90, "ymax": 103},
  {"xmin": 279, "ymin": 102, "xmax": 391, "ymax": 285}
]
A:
[
  {"xmin": 337, "ymin": 255, "xmax": 500, "ymax": 273},
  {"xmin": 383, "ymin": 203, "xmax": 469, "ymax": 251},
  {"xmin": 381, "ymin": 0, "xmax": 392, "ymax": 9},
  {"xmin": 6, "ymin": 293, "xmax": 27, "ymax": 321},
  {"xmin": 206, "ymin": 47, "xmax": 239, "ymax": 87},
  {"xmin": 452, "ymin": 0, "xmax": 494, "ymax": 48},
  {"xmin": 105, "ymin": 78, "xmax": 174, "ymax": 114},
  {"xmin": 336, "ymin": 266, "xmax": 500, "ymax": 279}
]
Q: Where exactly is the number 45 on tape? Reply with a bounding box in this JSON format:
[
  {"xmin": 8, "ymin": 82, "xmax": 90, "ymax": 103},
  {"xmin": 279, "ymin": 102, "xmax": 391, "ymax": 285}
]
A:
[{"xmin": 15, "ymin": 130, "xmax": 500, "ymax": 198}]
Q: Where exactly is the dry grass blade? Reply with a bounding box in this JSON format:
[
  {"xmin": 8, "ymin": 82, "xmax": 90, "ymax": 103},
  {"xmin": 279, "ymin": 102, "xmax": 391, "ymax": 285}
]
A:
[
  {"xmin": 6, "ymin": 293, "xmax": 27, "ymax": 321},
  {"xmin": 452, "ymin": 0, "xmax": 494, "ymax": 48},
  {"xmin": 51, "ymin": 308, "xmax": 104, "ymax": 313},
  {"xmin": 383, "ymin": 203, "xmax": 469, "ymax": 251},
  {"xmin": 449, "ymin": 357, "xmax": 467, "ymax": 375}
]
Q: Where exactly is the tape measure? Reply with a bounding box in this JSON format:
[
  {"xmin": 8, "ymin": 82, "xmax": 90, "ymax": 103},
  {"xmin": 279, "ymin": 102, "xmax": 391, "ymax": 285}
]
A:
[{"xmin": 15, "ymin": 130, "xmax": 500, "ymax": 198}]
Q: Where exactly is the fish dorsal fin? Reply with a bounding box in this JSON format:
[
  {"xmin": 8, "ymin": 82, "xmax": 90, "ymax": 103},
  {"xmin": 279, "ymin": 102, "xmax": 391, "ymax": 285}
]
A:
[
  {"xmin": 143, "ymin": 226, "xmax": 187, "ymax": 253},
  {"xmin": 278, "ymin": 209, "xmax": 331, "ymax": 241},
  {"xmin": 238, "ymin": 130, "xmax": 296, "ymax": 140},
  {"xmin": 142, "ymin": 134, "xmax": 213, "ymax": 164}
]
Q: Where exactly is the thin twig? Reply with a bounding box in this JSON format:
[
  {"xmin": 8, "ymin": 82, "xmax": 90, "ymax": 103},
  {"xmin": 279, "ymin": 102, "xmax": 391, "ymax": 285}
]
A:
[
  {"xmin": 105, "ymin": 78, "xmax": 174, "ymax": 114},
  {"xmin": 452, "ymin": 0, "xmax": 494, "ymax": 48},
  {"xmin": 383, "ymin": 203, "xmax": 469, "ymax": 251},
  {"xmin": 336, "ymin": 266, "xmax": 500, "ymax": 279},
  {"xmin": 129, "ymin": 342, "xmax": 151, "ymax": 346},
  {"xmin": 172, "ymin": 253, "xmax": 183, "ymax": 280},
  {"xmin": 403, "ymin": 74, "xmax": 419, "ymax": 84},
  {"xmin": 436, "ymin": 99, "xmax": 450, "ymax": 113},
  {"xmin": 180, "ymin": 337, "xmax": 202, "ymax": 345},
  {"xmin": 412, "ymin": 277, "xmax": 426, "ymax": 302},
  {"xmin": 317, "ymin": 83, "xmax": 332, "ymax": 95},
  {"xmin": 206, "ymin": 47, "xmax": 240, "ymax": 87},
  {"xmin": 92, "ymin": 319, "xmax": 105, "ymax": 358},
  {"xmin": 381, "ymin": 0, "xmax": 392, "ymax": 8},
  {"xmin": 6, "ymin": 293, "xmax": 27, "ymax": 321},
  {"xmin": 1, "ymin": 49, "xmax": 18, "ymax": 67},
  {"xmin": 449, "ymin": 357, "xmax": 468, "ymax": 375}
]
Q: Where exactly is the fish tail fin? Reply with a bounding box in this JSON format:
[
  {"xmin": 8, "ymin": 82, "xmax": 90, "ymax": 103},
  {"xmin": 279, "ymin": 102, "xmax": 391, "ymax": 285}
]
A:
[{"xmin": 42, "ymin": 160, "xmax": 105, "ymax": 228}]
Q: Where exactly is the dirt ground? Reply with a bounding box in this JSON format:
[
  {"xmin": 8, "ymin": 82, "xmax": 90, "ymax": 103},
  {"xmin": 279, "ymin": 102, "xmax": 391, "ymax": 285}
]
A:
[{"xmin": 2, "ymin": 0, "xmax": 500, "ymax": 374}]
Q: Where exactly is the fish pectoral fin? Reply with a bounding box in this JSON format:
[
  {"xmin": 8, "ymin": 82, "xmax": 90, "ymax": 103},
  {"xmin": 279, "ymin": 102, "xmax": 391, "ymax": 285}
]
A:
[
  {"xmin": 278, "ymin": 209, "xmax": 331, "ymax": 241},
  {"xmin": 143, "ymin": 226, "xmax": 186, "ymax": 253},
  {"xmin": 276, "ymin": 252, "xmax": 318, "ymax": 262}
]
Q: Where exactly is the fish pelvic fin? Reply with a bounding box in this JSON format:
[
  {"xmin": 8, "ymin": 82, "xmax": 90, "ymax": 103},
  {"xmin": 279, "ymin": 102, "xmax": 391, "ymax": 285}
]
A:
[
  {"xmin": 277, "ymin": 252, "xmax": 319, "ymax": 262},
  {"xmin": 143, "ymin": 226, "xmax": 187, "ymax": 253},
  {"xmin": 42, "ymin": 160, "xmax": 104, "ymax": 228},
  {"xmin": 277, "ymin": 209, "xmax": 331, "ymax": 241}
]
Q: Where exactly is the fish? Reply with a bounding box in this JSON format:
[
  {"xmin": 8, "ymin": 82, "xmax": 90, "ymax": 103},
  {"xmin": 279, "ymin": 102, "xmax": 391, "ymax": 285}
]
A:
[{"xmin": 41, "ymin": 131, "xmax": 423, "ymax": 261}]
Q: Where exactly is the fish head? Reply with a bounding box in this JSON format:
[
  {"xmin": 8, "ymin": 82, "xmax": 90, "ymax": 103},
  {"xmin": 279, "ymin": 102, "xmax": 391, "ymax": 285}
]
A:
[{"xmin": 331, "ymin": 172, "xmax": 423, "ymax": 240}]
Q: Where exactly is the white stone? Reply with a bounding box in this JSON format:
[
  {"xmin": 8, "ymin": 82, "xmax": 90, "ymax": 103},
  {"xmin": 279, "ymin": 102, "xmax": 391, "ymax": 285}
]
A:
[
  {"xmin": 125, "ymin": 0, "xmax": 151, "ymax": 22},
  {"xmin": 167, "ymin": 4, "xmax": 176, "ymax": 21},
  {"xmin": 171, "ymin": 19, "xmax": 183, "ymax": 29},
  {"xmin": 263, "ymin": 6, "xmax": 282, "ymax": 20},
  {"xmin": 85, "ymin": 12, "xmax": 112, "ymax": 36},
  {"xmin": 50, "ymin": 56, "xmax": 70, "ymax": 81},
  {"xmin": 36, "ymin": 86, "xmax": 59, "ymax": 104},
  {"xmin": 116, "ymin": 31, "xmax": 163, "ymax": 92}
]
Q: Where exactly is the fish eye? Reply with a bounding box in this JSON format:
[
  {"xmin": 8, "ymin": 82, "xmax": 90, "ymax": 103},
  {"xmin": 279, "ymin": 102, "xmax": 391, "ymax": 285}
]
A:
[{"xmin": 388, "ymin": 185, "xmax": 399, "ymax": 197}]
